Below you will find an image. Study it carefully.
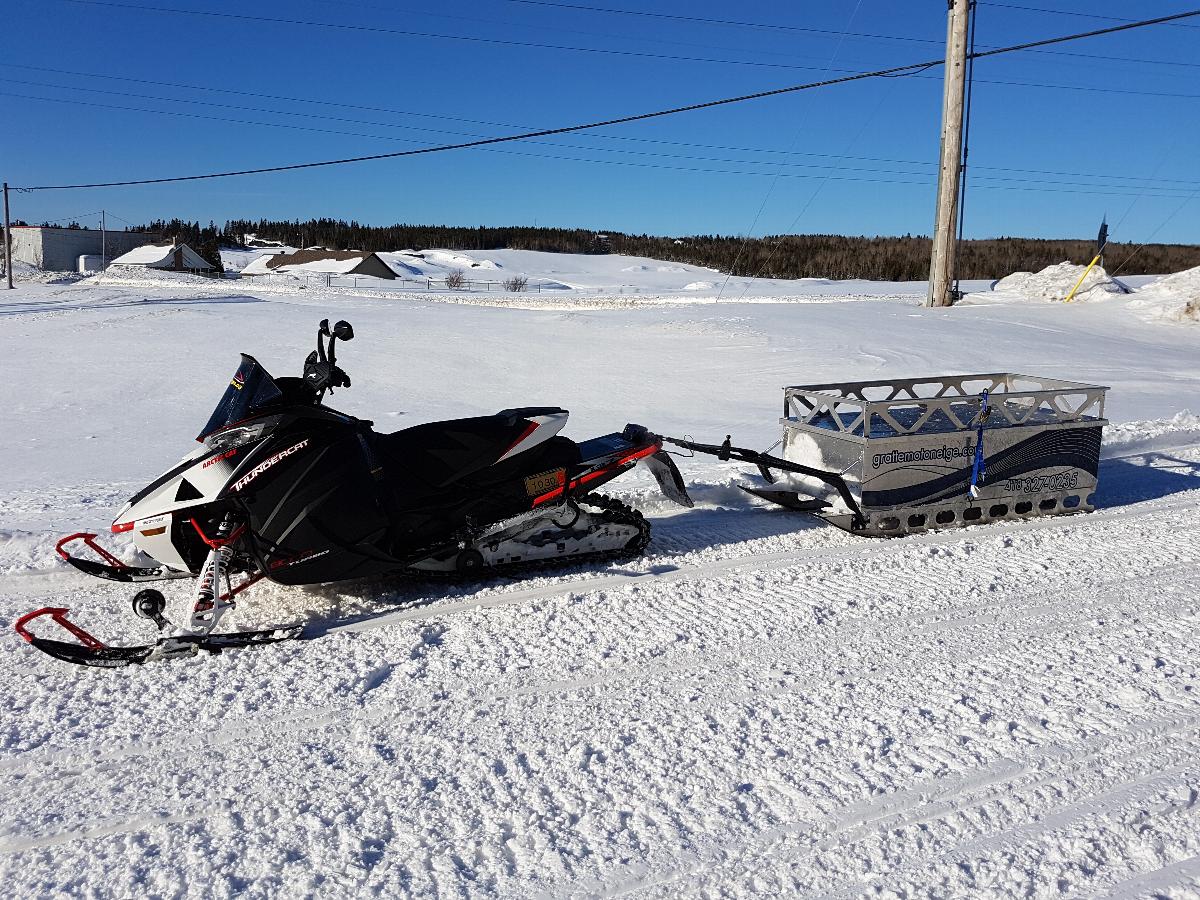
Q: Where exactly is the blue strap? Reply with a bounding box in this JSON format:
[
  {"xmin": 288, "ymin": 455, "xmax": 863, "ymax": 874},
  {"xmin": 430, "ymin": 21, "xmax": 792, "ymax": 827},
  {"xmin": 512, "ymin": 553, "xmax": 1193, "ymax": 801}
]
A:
[{"xmin": 969, "ymin": 390, "xmax": 989, "ymax": 497}]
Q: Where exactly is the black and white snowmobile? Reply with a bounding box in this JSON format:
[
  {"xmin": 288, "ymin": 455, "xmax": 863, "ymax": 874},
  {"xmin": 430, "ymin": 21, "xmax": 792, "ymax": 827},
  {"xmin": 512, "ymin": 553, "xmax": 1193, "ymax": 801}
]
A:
[{"xmin": 16, "ymin": 319, "xmax": 693, "ymax": 668}]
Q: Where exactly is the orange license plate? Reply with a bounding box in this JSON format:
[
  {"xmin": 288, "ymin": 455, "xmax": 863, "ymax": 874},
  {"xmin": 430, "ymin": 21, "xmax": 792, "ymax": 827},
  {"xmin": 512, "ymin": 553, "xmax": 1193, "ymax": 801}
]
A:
[{"xmin": 524, "ymin": 468, "xmax": 565, "ymax": 497}]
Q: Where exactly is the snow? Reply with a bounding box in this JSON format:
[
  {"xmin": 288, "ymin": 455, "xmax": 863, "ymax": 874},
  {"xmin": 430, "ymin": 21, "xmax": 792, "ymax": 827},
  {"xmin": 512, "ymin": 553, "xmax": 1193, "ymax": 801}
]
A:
[
  {"xmin": 3, "ymin": 266, "xmax": 1200, "ymax": 896},
  {"xmin": 108, "ymin": 243, "xmax": 213, "ymax": 270},
  {"xmin": 983, "ymin": 261, "xmax": 1130, "ymax": 304},
  {"xmin": 220, "ymin": 245, "xmax": 297, "ymax": 274},
  {"xmin": 1129, "ymin": 265, "xmax": 1200, "ymax": 323}
]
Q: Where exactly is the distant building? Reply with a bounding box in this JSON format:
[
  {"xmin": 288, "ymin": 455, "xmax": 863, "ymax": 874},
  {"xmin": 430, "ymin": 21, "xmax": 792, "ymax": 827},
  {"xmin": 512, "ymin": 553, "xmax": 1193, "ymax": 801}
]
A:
[
  {"xmin": 109, "ymin": 243, "xmax": 215, "ymax": 271},
  {"xmin": 240, "ymin": 249, "xmax": 396, "ymax": 279},
  {"xmin": 242, "ymin": 234, "xmax": 291, "ymax": 253},
  {"xmin": 8, "ymin": 226, "xmax": 159, "ymax": 272}
]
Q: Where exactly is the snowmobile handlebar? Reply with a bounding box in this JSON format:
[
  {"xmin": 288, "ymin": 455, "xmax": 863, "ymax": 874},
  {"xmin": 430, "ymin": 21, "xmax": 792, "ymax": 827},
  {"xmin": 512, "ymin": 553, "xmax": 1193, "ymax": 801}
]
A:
[{"xmin": 305, "ymin": 319, "xmax": 355, "ymax": 398}]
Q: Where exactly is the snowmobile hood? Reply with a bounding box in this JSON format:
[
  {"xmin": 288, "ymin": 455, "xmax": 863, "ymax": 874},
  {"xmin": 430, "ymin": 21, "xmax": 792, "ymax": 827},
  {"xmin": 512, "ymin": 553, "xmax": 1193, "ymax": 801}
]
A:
[{"xmin": 112, "ymin": 442, "xmax": 244, "ymax": 533}]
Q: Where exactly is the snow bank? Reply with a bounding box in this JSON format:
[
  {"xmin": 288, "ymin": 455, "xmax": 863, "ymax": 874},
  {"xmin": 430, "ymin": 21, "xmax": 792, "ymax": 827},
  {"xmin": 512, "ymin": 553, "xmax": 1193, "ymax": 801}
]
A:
[
  {"xmin": 3, "ymin": 260, "xmax": 81, "ymax": 285},
  {"xmin": 1129, "ymin": 265, "xmax": 1200, "ymax": 323},
  {"xmin": 990, "ymin": 261, "xmax": 1129, "ymax": 303}
]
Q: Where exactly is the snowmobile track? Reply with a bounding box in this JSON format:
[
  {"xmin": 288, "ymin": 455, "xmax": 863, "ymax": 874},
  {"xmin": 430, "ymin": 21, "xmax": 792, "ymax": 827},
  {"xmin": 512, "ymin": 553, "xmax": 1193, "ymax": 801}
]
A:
[{"xmin": 5, "ymin": 558, "xmax": 1196, "ymax": 788}]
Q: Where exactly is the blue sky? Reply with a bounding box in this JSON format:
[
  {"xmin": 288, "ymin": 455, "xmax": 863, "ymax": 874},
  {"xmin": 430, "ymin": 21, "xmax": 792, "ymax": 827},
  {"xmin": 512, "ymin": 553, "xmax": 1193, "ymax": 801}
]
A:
[{"xmin": 4, "ymin": 0, "xmax": 1198, "ymax": 244}]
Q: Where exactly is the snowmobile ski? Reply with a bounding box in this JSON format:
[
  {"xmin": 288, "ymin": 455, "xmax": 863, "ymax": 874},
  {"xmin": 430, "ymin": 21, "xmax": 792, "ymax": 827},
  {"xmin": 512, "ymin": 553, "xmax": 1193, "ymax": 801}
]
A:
[
  {"xmin": 56, "ymin": 533, "xmax": 193, "ymax": 583},
  {"xmin": 14, "ymin": 607, "xmax": 302, "ymax": 669}
]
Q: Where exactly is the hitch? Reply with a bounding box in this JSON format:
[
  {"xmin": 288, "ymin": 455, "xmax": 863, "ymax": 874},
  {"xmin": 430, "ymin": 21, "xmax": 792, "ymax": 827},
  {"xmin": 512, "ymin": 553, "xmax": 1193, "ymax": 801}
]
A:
[{"xmin": 663, "ymin": 435, "xmax": 866, "ymax": 530}]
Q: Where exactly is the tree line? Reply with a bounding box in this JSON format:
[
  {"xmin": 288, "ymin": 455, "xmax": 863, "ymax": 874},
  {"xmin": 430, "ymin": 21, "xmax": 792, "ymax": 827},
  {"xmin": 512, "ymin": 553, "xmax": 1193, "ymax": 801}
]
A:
[{"xmin": 128, "ymin": 218, "xmax": 1200, "ymax": 280}]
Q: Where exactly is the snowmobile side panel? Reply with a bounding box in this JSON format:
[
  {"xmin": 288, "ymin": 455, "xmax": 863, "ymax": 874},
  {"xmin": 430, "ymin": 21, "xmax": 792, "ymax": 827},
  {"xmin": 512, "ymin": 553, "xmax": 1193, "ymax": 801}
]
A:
[{"xmin": 242, "ymin": 427, "xmax": 397, "ymax": 585}]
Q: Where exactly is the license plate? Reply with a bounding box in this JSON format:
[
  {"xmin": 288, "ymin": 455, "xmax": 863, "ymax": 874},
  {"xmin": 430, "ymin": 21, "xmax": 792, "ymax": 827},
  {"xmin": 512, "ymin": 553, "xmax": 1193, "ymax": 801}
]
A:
[{"xmin": 525, "ymin": 468, "xmax": 566, "ymax": 497}]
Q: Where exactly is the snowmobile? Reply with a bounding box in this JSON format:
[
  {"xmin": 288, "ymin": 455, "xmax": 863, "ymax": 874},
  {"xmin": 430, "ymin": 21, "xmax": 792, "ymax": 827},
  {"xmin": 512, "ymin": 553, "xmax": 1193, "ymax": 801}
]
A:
[{"xmin": 16, "ymin": 319, "xmax": 693, "ymax": 668}]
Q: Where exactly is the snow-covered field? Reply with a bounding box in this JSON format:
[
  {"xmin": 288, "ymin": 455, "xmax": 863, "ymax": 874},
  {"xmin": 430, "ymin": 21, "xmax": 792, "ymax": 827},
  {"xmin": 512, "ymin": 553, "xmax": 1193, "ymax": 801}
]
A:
[{"xmin": 2, "ymin": 263, "xmax": 1200, "ymax": 897}]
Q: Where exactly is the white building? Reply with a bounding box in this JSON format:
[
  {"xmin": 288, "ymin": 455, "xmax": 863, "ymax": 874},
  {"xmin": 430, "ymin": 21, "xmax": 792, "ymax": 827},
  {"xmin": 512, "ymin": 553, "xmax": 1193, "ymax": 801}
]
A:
[{"xmin": 7, "ymin": 226, "xmax": 159, "ymax": 271}]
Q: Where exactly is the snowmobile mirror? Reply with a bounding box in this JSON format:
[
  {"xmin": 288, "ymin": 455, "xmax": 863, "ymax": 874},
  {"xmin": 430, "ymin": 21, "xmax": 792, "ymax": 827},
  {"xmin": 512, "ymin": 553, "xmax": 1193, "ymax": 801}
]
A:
[
  {"xmin": 333, "ymin": 320, "xmax": 354, "ymax": 341},
  {"xmin": 319, "ymin": 318, "xmax": 331, "ymax": 337}
]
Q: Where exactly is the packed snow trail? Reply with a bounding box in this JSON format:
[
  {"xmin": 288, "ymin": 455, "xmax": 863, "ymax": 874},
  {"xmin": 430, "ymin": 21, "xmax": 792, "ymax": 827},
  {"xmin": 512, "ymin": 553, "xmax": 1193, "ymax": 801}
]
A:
[{"xmin": 3, "ymin": 279, "xmax": 1200, "ymax": 897}]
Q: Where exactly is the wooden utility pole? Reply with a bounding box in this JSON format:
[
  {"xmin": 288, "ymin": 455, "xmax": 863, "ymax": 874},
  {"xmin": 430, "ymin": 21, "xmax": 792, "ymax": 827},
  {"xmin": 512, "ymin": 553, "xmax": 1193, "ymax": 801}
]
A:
[
  {"xmin": 101, "ymin": 209, "xmax": 107, "ymax": 269},
  {"xmin": 927, "ymin": 0, "xmax": 972, "ymax": 308},
  {"xmin": 3, "ymin": 182, "xmax": 12, "ymax": 290}
]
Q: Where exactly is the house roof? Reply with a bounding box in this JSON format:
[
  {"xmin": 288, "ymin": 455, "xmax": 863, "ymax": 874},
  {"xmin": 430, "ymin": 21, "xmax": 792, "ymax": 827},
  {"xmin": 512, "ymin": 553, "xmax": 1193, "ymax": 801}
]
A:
[
  {"xmin": 262, "ymin": 249, "xmax": 384, "ymax": 275},
  {"xmin": 264, "ymin": 250, "xmax": 367, "ymax": 274},
  {"xmin": 109, "ymin": 243, "xmax": 214, "ymax": 269}
]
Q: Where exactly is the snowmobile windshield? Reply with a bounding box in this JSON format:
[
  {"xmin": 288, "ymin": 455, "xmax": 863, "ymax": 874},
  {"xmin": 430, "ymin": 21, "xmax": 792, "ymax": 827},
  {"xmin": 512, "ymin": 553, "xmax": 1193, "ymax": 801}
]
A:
[{"xmin": 197, "ymin": 354, "xmax": 284, "ymax": 441}]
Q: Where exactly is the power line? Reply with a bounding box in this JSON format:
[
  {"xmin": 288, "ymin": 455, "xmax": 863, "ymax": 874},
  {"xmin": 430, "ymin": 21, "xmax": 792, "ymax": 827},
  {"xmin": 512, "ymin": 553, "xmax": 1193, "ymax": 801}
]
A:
[
  {"xmin": 7, "ymin": 86, "xmax": 1197, "ymax": 198},
  {"xmin": 716, "ymin": 0, "xmax": 868, "ymax": 302},
  {"xmin": 511, "ymin": 0, "xmax": 1200, "ymax": 69},
  {"xmin": 1109, "ymin": 189, "xmax": 1200, "ymax": 276},
  {"xmin": 15, "ymin": 8, "xmax": 1200, "ymax": 191},
  {"xmin": 312, "ymin": 0, "xmax": 874, "ymax": 64},
  {"xmin": 51, "ymin": 0, "xmax": 888, "ymax": 75},
  {"xmin": 981, "ymin": 2, "xmax": 1200, "ymax": 29},
  {"xmin": 506, "ymin": 0, "xmax": 941, "ymax": 44},
  {"xmin": 8, "ymin": 63, "xmax": 1200, "ymax": 182},
  {"xmin": 487, "ymin": 147, "xmax": 1199, "ymax": 199},
  {"xmin": 54, "ymin": 0, "xmax": 1200, "ymax": 76},
  {"xmin": 26, "ymin": 210, "xmax": 103, "ymax": 225}
]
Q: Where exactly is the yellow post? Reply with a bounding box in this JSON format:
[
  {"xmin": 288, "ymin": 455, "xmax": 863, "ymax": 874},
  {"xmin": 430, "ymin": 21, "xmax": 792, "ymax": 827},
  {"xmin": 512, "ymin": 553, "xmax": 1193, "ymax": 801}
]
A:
[{"xmin": 1064, "ymin": 253, "xmax": 1102, "ymax": 303}]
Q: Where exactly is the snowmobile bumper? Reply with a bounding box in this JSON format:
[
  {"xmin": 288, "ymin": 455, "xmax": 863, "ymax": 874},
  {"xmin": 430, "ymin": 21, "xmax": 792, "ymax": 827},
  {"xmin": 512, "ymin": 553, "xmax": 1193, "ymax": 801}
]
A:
[{"xmin": 56, "ymin": 532, "xmax": 192, "ymax": 583}]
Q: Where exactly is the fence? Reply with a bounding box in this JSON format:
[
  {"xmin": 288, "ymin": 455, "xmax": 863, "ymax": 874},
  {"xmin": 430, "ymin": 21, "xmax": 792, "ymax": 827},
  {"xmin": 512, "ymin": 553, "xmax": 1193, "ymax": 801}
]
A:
[{"xmin": 249, "ymin": 272, "xmax": 651, "ymax": 295}]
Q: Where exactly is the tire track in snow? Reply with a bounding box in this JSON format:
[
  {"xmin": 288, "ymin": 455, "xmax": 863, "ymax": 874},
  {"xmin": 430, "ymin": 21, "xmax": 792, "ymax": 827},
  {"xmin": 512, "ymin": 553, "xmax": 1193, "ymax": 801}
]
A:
[
  {"xmin": 328, "ymin": 490, "xmax": 1200, "ymax": 636},
  {"xmin": 590, "ymin": 715, "xmax": 1200, "ymax": 898},
  {"xmin": 0, "ymin": 806, "xmax": 219, "ymax": 855},
  {"xmin": 4, "ymin": 559, "xmax": 1196, "ymax": 794}
]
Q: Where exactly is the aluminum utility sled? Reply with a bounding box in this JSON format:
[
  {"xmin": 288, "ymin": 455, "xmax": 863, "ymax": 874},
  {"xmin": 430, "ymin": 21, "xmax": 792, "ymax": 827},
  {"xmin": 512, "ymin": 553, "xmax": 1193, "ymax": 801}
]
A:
[{"xmin": 676, "ymin": 373, "xmax": 1108, "ymax": 536}]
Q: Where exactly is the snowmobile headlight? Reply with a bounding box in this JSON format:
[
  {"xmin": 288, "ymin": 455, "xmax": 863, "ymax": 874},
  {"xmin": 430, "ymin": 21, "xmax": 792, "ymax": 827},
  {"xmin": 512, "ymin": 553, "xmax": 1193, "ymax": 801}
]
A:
[{"xmin": 205, "ymin": 420, "xmax": 273, "ymax": 451}]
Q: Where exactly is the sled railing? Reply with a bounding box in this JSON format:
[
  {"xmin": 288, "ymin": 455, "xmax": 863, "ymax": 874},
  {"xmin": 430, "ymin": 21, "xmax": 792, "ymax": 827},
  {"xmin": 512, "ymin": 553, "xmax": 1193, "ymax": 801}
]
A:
[{"xmin": 775, "ymin": 373, "xmax": 1109, "ymax": 537}]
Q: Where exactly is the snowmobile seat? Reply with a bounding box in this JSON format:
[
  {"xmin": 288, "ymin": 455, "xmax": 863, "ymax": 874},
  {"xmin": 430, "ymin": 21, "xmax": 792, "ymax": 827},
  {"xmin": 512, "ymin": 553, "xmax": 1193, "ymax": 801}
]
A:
[{"xmin": 373, "ymin": 410, "xmax": 578, "ymax": 490}]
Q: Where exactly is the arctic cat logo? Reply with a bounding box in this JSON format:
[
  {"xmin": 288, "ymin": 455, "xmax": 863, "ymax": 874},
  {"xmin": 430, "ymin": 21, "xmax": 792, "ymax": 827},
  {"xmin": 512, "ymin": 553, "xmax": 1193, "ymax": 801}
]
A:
[
  {"xmin": 202, "ymin": 448, "xmax": 237, "ymax": 468},
  {"xmin": 231, "ymin": 439, "xmax": 310, "ymax": 492},
  {"xmin": 231, "ymin": 371, "xmax": 246, "ymax": 390}
]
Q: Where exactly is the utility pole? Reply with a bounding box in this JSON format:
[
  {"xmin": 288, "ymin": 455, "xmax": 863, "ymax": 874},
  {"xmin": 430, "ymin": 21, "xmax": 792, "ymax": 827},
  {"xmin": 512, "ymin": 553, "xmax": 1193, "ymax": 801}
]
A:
[
  {"xmin": 3, "ymin": 182, "xmax": 12, "ymax": 290},
  {"xmin": 927, "ymin": 0, "xmax": 972, "ymax": 308},
  {"xmin": 101, "ymin": 209, "xmax": 106, "ymax": 269}
]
